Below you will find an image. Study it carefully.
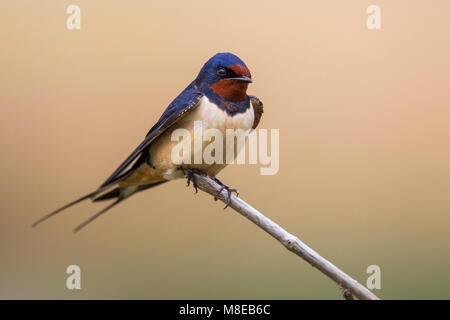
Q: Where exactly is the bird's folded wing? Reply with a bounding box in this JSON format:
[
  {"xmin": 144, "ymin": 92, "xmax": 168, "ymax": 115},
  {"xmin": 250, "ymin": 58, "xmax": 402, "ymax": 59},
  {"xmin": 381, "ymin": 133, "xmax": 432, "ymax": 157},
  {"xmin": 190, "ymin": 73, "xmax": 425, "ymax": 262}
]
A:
[
  {"xmin": 99, "ymin": 83, "xmax": 203, "ymax": 188},
  {"xmin": 250, "ymin": 95, "xmax": 263, "ymax": 129}
]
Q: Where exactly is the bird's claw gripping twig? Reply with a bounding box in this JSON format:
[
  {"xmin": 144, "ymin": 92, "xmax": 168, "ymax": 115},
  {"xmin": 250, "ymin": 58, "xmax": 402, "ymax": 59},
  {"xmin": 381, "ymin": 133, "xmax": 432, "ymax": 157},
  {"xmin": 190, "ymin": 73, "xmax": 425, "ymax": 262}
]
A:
[
  {"xmin": 182, "ymin": 168, "xmax": 206, "ymax": 193},
  {"xmin": 213, "ymin": 177, "xmax": 239, "ymax": 209},
  {"xmin": 182, "ymin": 169, "xmax": 238, "ymax": 208}
]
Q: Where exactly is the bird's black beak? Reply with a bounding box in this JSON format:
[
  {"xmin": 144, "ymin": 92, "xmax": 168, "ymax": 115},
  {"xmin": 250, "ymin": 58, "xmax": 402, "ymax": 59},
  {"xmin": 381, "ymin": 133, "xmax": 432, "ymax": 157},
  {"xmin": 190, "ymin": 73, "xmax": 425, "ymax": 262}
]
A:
[{"xmin": 227, "ymin": 76, "xmax": 253, "ymax": 83}]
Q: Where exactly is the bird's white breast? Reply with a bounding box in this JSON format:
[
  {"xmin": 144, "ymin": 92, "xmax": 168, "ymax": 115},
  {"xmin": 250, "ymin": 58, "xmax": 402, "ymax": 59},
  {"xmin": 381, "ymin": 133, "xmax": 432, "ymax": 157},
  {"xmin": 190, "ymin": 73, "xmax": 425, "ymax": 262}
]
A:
[
  {"xmin": 150, "ymin": 95, "xmax": 255, "ymax": 181},
  {"xmin": 186, "ymin": 95, "xmax": 255, "ymax": 132}
]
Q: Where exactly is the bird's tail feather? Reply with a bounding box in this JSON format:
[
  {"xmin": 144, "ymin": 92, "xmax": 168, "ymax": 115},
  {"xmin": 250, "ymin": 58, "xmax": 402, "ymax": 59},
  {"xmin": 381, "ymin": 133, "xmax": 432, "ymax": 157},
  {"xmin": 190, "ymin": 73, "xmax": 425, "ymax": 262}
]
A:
[
  {"xmin": 73, "ymin": 198, "xmax": 124, "ymax": 233},
  {"xmin": 93, "ymin": 188, "xmax": 121, "ymax": 202},
  {"xmin": 31, "ymin": 190, "xmax": 100, "ymax": 228},
  {"xmin": 33, "ymin": 180, "xmax": 168, "ymax": 231},
  {"xmin": 73, "ymin": 181, "xmax": 166, "ymax": 232},
  {"xmin": 93, "ymin": 180, "xmax": 167, "ymax": 202}
]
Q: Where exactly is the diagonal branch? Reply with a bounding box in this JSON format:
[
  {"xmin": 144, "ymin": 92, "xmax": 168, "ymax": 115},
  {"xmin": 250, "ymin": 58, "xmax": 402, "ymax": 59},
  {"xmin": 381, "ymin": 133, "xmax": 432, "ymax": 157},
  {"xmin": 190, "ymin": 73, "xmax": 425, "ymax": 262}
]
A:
[{"xmin": 193, "ymin": 174, "xmax": 380, "ymax": 300}]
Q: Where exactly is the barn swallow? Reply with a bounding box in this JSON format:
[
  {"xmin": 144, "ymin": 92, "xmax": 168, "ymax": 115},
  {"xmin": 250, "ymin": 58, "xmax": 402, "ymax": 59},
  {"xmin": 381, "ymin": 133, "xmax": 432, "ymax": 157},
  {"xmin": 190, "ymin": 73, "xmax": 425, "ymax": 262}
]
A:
[{"xmin": 32, "ymin": 52, "xmax": 263, "ymax": 232}]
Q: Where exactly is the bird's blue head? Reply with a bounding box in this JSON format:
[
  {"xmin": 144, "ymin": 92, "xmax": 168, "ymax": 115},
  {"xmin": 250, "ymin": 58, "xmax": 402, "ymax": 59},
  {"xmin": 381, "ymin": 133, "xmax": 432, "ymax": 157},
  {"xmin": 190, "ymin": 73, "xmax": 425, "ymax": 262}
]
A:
[{"xmin": 194, "ymin": 52, "xmax": 252, "ymax": 102}]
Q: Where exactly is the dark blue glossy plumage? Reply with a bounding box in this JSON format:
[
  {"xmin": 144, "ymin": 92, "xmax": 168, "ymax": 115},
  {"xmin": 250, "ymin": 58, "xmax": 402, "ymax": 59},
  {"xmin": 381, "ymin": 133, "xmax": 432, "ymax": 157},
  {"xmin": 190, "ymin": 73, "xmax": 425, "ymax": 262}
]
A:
[{"xmin": 194, "ymin": 52, "xmax": 251, "ymax": 116}]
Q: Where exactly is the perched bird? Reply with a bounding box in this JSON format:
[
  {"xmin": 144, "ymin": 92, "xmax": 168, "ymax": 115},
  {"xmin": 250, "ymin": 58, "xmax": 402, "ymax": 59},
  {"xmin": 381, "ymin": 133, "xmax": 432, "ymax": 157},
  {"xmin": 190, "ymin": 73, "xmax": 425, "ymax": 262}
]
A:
[{"xmin": 32, "ymin": 52, "xmax": 263, "ymax": 232}]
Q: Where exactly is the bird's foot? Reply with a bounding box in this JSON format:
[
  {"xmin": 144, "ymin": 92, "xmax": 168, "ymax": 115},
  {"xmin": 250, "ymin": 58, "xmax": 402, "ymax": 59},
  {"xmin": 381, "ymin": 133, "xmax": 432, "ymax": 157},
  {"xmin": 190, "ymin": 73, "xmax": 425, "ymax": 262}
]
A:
[
  {"xmin": 182, "ymin": 168, "xmax": 206, "ymax": 194},
  {"xmin": 213, "ymin": 177, "xmax": 239, "ymax": 209}
]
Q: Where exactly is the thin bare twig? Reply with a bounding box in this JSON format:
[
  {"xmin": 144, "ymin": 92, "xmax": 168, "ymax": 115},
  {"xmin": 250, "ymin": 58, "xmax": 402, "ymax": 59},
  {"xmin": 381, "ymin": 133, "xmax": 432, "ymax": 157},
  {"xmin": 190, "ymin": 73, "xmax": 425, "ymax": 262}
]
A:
[{"xmin": 193, "ymin": 174, "xmax": 380, "ymax": 300}]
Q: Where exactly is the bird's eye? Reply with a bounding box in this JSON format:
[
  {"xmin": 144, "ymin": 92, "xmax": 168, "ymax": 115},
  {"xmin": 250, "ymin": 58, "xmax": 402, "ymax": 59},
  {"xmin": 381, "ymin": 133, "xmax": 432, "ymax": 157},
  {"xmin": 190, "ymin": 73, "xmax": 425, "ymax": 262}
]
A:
[{"xmin": 217, "ymin": 67, "xmax": 227, "ymax": 77}]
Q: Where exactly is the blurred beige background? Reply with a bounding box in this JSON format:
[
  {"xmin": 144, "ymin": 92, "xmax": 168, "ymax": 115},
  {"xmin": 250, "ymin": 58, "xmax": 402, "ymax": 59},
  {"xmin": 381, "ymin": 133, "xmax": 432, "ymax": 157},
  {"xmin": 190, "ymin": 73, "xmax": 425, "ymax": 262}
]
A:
[{"xmin": 1, "ymin": 0, "xmax": 450, "ymax": 299}]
